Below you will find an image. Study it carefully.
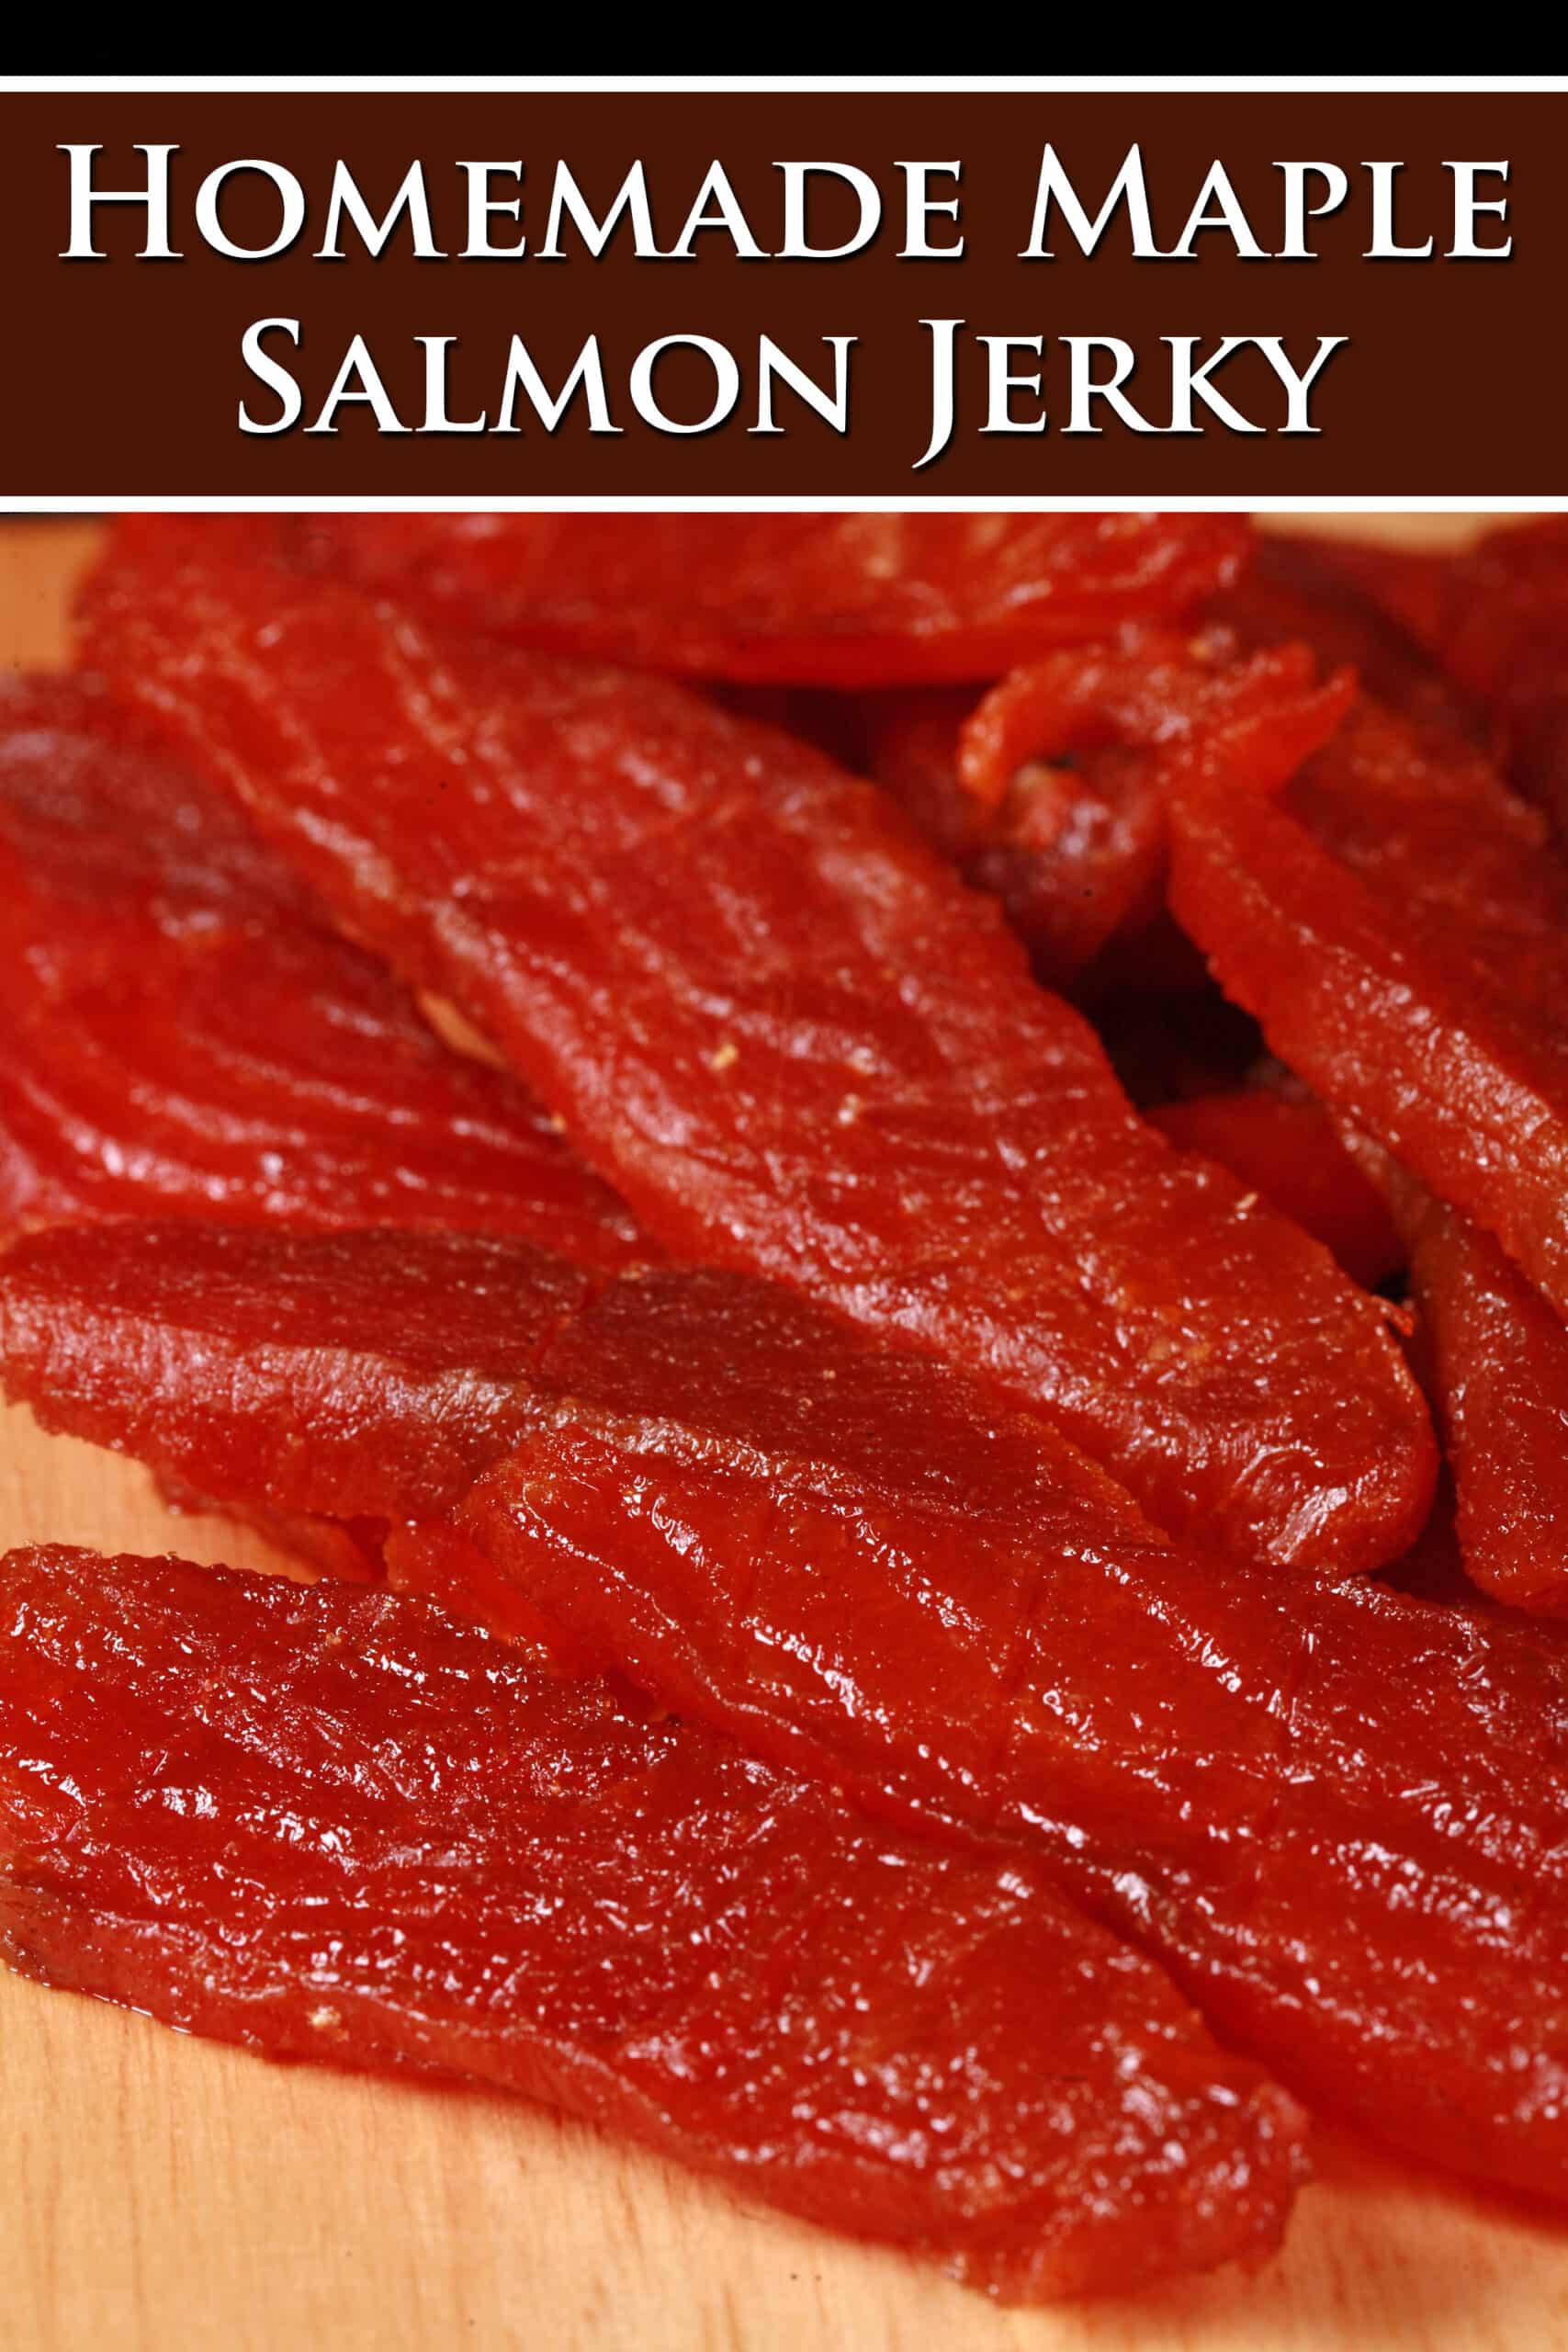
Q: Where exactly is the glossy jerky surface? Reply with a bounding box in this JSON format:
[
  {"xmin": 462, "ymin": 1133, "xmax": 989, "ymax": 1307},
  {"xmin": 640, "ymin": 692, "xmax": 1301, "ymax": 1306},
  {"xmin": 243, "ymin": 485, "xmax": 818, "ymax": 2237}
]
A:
[
  {"xmin": 857, "ymin": 683, "xmax": 1165, "ymax": 990},
  {"xmin": 1206, "ymin": 533, "xmax": 1483, "ymax": 746},
  {"xmin": 1392, "ymin": 1180, "xmax": 1568, "ymax": 1616},
  {"xmin": 290, "ymin": 513, "xmax": 1251, "ymax": 686},
  {"xmin": 860, "ymin": 674, "xmax": 1201, "ymax": 995},
  {"xmin": 3, "ymin": 1218, "xmax": 1562, "ymax": 2204},
  {"xmin": 0, "ymin": 1544, "xmax": 1308, "ymax": 2300},
  {"xmin": 1146, "ymin": 1091, "xmax": 1403, "ymax": 1290},
  {"xmin": 953, "ymin": 637, "xmax": 1344, "ymax": 814},
  {"xmin": 0, "ymin": 673, "xmax": 646, "ymax": 1266},
  {"xmin": 465, "ymin": 1420, "xmax": 1568, "ymax": 2207},
  {"xmin": 0, "ymin": 1220, "xmax": 1173, "ymax": 1576},
  {"xmin": 81, "ymin": 529, "xmax": 1434, "ymax": 1574},
  {"xmin": 0, "ymin": 1223, "xmax": 592, "ymax": 1520},
  {"xmin": 1169, "ymin": 696, "xmax": 1568, "ymax": 1320},
  {"xmin": 930, "ymin": 634, "xmax": 1347, "ymax": 990},
  {"xmin": 1356, "ymin": 520, "xmax": 1568, "ymax": 842}
]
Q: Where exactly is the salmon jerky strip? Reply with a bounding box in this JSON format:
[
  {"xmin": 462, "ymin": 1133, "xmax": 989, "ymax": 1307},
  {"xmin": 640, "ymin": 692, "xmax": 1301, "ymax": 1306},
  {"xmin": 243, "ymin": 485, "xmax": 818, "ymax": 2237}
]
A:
[
  {"xmin": 857, "ymin": 681, "xmax": 1160, "ymax": 990},
  {"xmin": 1169, "ymin": 695, "xmax": 1568, "ymax": 1323},
  {"xmin": 81, "ymin": 528, "xmax": 1433, "ymax": 1574},
  {"xmin": 1319, "ymin": 519, "xmax": 1568, "ymax": 844},
  {"xmin": 1385, "ymin": 1172, "xmax": 1568, "ymax": 1617},
  {"xmin": 468, "ymin": 1414, "xmax": 1568, "ymax": 2210},
  {"xmin": 942, "ymin": 634, "xmax": 1346, "ymax": 990},
  {"xmin": 0, "ymin": 1220, "xmax": 1562, "ymax": 2205},
  {"xmin": 0, "ymin": 1224, "xmax": 591, "ymax": 1523},
  {"xmin": 1146, "ymin": 1091, "xmax": 1403, "ymax": 1291},
  {"xmin": 853, "ymin": 632, "xmax": 1300, "ymax": 996},
  {"xmin": 0, "ymin": 1544, "xmax": 1308, "ymax": 2302},
  {"xmin": 0, "ymin": 673, "xmax": 646, "ymax": 1268},
  {"xmin": 289, "ymin": 512, "xmax": 1251, "ymax": 687},
  {"xmin": 1205, "ymin": 531, "xmax": 1483, "ymax": 747}
]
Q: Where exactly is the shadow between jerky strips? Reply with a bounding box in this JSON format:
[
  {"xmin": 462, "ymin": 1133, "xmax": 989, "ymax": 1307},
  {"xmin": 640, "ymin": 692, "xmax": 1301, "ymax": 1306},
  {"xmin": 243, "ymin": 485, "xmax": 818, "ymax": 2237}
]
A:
[
  {"xmin": 1, "ymin": 1220, "xmax": 1562, "ymax": 2207},
  {"xmin": 80, "ymin": 524, "xmax": 1433, "ymax": 1575}
]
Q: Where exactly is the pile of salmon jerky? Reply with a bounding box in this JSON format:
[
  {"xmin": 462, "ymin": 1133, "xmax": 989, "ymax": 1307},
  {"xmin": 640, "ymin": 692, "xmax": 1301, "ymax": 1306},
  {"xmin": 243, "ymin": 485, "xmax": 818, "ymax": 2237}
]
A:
[{"xmin": 5, "ymin": 512, "xmax": 1568, "ymax": 2301}]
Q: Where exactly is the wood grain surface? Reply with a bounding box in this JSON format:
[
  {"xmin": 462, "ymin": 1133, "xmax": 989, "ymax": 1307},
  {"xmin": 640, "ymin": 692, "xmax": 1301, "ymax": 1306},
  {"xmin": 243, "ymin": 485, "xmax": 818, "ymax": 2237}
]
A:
[{"xmin": 5, "ymin": 514, "xmax": 1566, "ymax": 2352}]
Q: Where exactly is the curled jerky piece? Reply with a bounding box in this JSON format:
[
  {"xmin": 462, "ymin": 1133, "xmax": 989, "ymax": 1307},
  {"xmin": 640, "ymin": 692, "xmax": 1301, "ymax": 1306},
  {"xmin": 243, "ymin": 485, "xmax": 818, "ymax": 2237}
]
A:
[
  {"xmin": 83, "ymin": 530, "xmax": 1433, "ymax": 1573},
  {"xmin": 0, "ymin": 673, "xmax": 645, "ymax": 1267},
  {"xmin": 953, "ymin": 636, "xmax": 1341, "ymax": 814},
  {"xmin": 1, "ymin": 1220, "xmax": 1560, "ymax": 2202},
  {"xmin": 858, "ymin": 683, "xmax": 1180, "ymax": 989},
  {"xmin": 891, "ymin": 634, "xmax": 1348, "ymax": 988},
  {"xmin": 1169, "ymin": 695, "xmax": 1568, "ymax": 1321},
  {"xmin": 1147, "ymin": 1091, "xmax": 1403, "ymax": 1291},
  {"xmin": 289, "ymin": 513, "xmax": 1251, "ymax": 686},
  {"xmin": 1386, "ymin": 1176, "xmax": 1568, "ymax": 1617},
  {"xmin": 0, "ymin": 1545, "xmax": 1306, "ymax": 2301},
  {"xmin": 860, "ymin": 674, "xmax": 1190, "ymax": 995}
]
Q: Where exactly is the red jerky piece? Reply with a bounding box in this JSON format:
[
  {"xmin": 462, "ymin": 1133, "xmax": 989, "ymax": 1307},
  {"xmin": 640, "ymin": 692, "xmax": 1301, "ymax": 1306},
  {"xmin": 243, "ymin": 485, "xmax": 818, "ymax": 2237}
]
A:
[
  {"xmin": 0, "ymin": 1544, "xmax": 1307, "ymax": 2300},
  {"xmin": 0, "ymin": 673, "xmax": 645, "ymax": 1267},
  {"xmin": 82, "ymin": 530, "xmax": 1433, "ymax": 1573},
  {"xmin": 0, "ymin": 1218, "xmax": 1559, "ymax": 2201},
  {"xmin": 289, "ymin": 513, "xmax": 1251, "ymax": 686},
  {"xmin": 857, "ymin": 684, "xmax": 1156, "ymax": 989},
  {"xmin": 1147, "ymin": 1091, "xmax": 1403, "ymax": 1291},
  {"xmin": 1404, "ymin": 521, "xmax": 1568, "ymax": 844},
  {"xmin": 869, "ymin": 630, "xmax": 1354, "ymax": 988},
  {"xmin": 1390, "ymin": 1179, "xmax": 1568, "ymax": 1616},
  {"xmin": 0, "ymin": 1221, "xmax": 1154, "ymax": 1547},
  {"xmin": 464, "ymin": 1414, "xmax": 1568, "ymax": 2205},
  {"xmin": 0, "ymin": 1217, "xmax": 1168, "ymax": 1648},
  {"xmin": 1169, "ymin": 695, "xmax": 1568, "ymax": 1322},
  {"xmin": 860, "ymin": 680, "xmax": 1201, "ymax": 994},
  {"xmin": 0, "ymin": 1224, "xmax": 592, "ymax": 1521},
  {"xmin": 1207, "ymin": 532, "xmax": 1483, "ymax": 746},
  {"xmin": 953, "ymin": 636, "xmax": 1343, "ymax": 815}
]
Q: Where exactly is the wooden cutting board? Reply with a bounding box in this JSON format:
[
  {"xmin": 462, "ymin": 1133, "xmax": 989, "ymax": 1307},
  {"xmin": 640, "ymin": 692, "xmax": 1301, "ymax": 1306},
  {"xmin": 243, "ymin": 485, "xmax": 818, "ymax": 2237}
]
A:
[{"xmin": 4, "ymin": 514, "xmax": 1566, "ymax": 2352}]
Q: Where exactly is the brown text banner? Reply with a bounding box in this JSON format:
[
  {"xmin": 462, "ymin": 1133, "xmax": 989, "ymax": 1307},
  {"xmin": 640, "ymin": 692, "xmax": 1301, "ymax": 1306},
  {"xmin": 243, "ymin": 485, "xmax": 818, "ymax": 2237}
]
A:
[{"xmin": 0, "ymin": 87, "xmax": 1557, "ymax": 497}]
